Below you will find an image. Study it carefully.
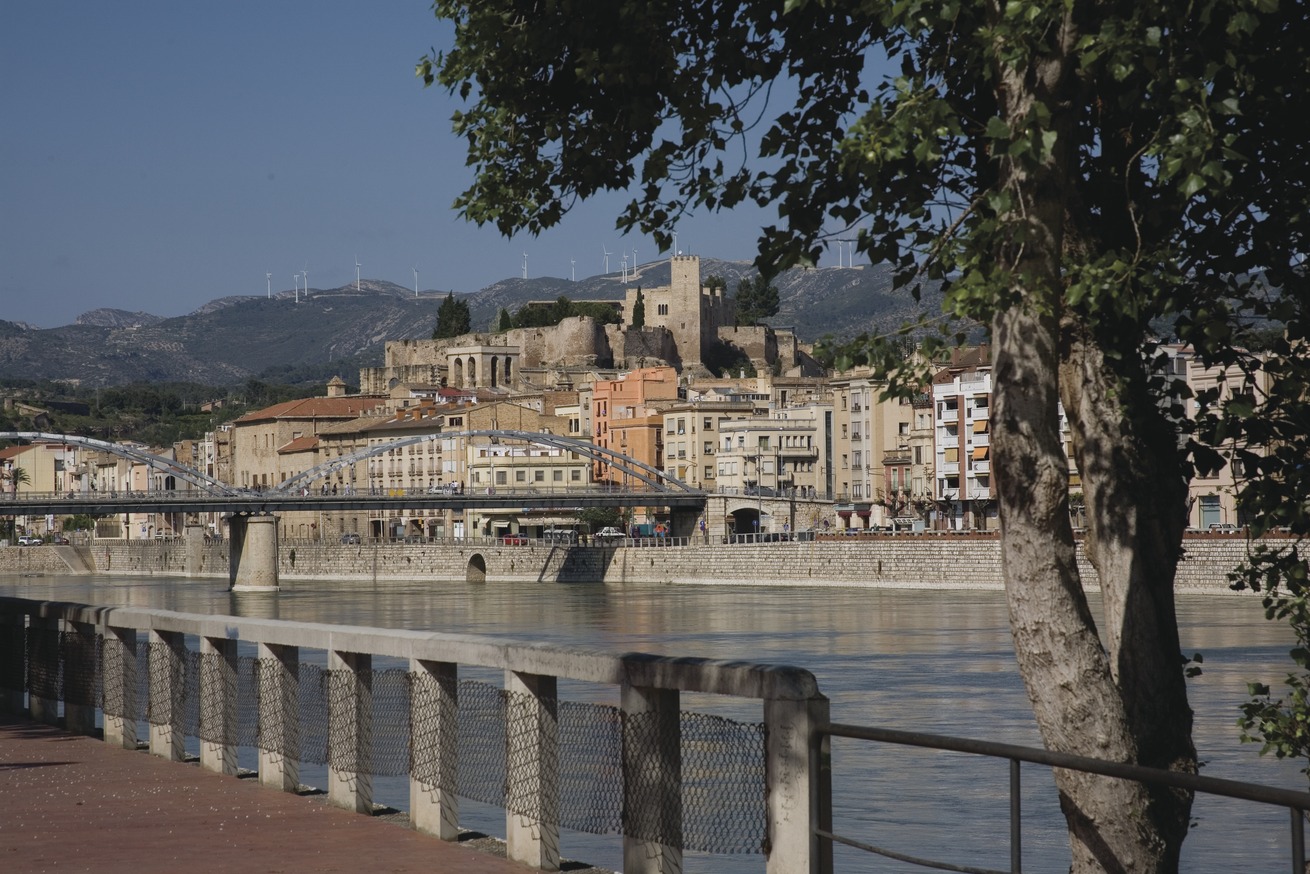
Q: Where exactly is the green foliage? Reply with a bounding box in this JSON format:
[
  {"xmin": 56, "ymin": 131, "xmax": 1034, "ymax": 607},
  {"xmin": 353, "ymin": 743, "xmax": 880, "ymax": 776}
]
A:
[
  {"xmin": 494, "ymin": 307, "xmax": 513, "ymax": 332},
  {"xmin": 632, "ymin": 288, "xmax": 646, "ymax": 328},
  {"xmin": 63, "ymin": 514, "xmax": 97, "ymax": 532},
  {"xmin": 576, "ymin": 506, "xmax": 623, "ymax": 533},
  {"xmin": 509, "ymin": 296, "xmax": 621, "ymax": 329},
  {"xmin": 434, "ymin": 291, "xmax": 472, "ymax": 338},
  {"xmin": 704, "ymin": 274, "xmax": 727, "ymax": 293},
  {"xmin": 702, "ymin": 339, "xmax": 755, "ymax": 378},
  {"xmin": 734, "ymin": 275, "xmax": 779, "ymax": 326},
  {"xmin": 425, "ymin": 0, "xmax": 1310, "ymax": 795}
]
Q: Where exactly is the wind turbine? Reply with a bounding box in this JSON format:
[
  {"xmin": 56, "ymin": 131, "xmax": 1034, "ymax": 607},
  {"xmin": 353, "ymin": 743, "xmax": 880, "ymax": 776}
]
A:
[
  {"xmin": 672, "ymin": 231, "xmax": 679, "ymax": 257},
  {"xmin": 266, "ymin": 273, "xmax": 271, "ymax": 299},
  {"xmin": 294, "ymin": 272, "xmax": 301, "ymax": 304},
  {"xmin": 355, "ymin": 256, "xmax": 361, "ymax": 292},
  {"xmin": 632, "ymin": 247, "xmax": 637, "ymax": 274},
  {"xmin": 621, "ymin": 253, "xmax": 629, "ymax": 282},
  {"xmin": 413, "ymin": 266, "xmax": 419, "ymax": 298},
  {"xmin": 570, "ymin": 258, "xmax": 576, "ymax": 282},
  {"xmin": 302, "ymin": 264, "xmax": 309, "ymax": 295},
  {"xmin": 522, "ymin": 252, "xmax": 529, "ymax": 279},
  {"xmin": 602, "ymin": 246, "xmax": 611, "ymax": 274}
]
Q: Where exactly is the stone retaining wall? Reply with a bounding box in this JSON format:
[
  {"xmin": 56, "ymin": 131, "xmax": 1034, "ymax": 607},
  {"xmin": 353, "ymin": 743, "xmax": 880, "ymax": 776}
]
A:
[{"xmin": 67, "ymin": 533, "xmax": 1273, "ymax": 594}]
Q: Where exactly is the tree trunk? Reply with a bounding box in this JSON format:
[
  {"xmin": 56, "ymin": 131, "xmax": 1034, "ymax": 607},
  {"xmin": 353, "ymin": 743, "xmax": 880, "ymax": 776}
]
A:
[{"xmin": 989, "ymin": 9, "xmax": 1195, "ymax": 871}]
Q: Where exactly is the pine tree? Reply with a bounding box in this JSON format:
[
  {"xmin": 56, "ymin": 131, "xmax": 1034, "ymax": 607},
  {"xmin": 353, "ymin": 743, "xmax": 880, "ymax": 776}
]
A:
[{"xmin": 631, "ymin": 288, "xmax": 645, "ymax": 328}]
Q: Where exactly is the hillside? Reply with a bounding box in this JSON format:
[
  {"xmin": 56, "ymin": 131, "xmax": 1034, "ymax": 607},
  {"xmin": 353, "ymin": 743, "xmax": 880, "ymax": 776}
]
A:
[{"xmin": 0, "ymin": 261, "xmax": 941, "ymax": 388}]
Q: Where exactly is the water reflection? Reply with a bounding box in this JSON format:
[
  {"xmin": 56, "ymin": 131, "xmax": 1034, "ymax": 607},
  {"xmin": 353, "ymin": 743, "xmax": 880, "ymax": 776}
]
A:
[{"xmin": 0, "ymin": 573, "xmax": 1301, "ymax": 873}]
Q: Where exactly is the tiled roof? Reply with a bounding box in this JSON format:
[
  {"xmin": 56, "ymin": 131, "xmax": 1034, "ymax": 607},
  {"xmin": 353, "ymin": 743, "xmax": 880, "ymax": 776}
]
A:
[
  {"xmin": 235, "ymin": 396, "xmax": 385, "ymax": 425},
  {"xmin": 277, "ymin": 435, "xmax": 321, "ymax": 454}
]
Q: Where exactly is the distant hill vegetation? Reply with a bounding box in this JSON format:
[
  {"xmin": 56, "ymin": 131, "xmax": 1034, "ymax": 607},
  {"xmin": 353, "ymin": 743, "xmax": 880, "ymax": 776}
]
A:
[{"xmin": 0, "ymin": 261, "xmax": 941, "ymax": 388}]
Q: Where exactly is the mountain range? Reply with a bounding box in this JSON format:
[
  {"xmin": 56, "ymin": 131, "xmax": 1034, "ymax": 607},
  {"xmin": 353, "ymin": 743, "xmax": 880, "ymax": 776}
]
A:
[{"xmin": 0, "ymin": 259, "xmax": 942, "ymax": 388}]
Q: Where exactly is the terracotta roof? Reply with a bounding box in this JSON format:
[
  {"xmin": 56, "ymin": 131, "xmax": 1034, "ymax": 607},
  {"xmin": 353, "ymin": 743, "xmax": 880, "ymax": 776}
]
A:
[
  {"xmin": 235, "ymin": 396, "xmax": 385, "ymax": 425},
  {"xmin": 277, "ymin": 435, "xmax": 321, "ymax": 454}
]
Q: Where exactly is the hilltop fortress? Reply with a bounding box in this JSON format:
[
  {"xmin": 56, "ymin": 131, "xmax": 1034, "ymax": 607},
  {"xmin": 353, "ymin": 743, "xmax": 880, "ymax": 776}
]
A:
[{"xmin": 359, "ymin": 256, "xmax": 820, "ymax": 393}]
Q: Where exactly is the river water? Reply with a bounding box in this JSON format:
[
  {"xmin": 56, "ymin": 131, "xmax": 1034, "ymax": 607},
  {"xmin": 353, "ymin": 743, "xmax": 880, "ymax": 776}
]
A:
[{"xmin": 3, "ymin": 572, "xmax": 1302, "ymax": 873}]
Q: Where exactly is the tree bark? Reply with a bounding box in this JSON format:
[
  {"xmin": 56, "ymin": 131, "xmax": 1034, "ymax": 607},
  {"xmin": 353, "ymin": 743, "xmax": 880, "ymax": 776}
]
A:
[{"xmin": 989, "ymin": 8, "xmax": 1195, "ymax": 871}]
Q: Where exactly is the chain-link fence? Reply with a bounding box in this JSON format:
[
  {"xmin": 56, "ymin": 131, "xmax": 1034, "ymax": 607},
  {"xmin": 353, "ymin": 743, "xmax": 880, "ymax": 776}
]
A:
[{"xmin": 8, "ymin": 621, "xmax": 774, "ymax": 857}]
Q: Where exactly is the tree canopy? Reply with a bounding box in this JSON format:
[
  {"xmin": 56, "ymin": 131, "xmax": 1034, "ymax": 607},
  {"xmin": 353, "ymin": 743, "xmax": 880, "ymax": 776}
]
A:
[
  {"xmin": 423, "ymin": 2, "xmax": 1310, "ymax": 868},
  {"xmin": 433, "ymin": 291, "xmax": 472, "ymax": 339},
  {"xmin": 733, "ymin": 274, "xmax": 780, "ymax": 325}
]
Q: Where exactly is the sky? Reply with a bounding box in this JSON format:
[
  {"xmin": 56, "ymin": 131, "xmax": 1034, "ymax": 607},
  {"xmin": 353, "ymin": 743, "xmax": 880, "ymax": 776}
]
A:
[{"xmin": 1, "ymin": 1, "xmax": 817, "ymax": 329}]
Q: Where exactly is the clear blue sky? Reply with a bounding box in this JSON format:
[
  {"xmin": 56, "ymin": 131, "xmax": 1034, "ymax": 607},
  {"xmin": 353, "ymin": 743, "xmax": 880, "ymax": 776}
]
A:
[{"xmin": 2, "ymin": 1, "xmax": 804, "ymax": 329}]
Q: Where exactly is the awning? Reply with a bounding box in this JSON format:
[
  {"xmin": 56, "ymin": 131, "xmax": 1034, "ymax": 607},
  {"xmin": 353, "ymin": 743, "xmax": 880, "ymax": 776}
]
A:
[
  {"xmin": 973, "ymin": 419, "xmax": 989, "ymax": 433},
  {"xmin": 973, "ymin": 447, "xmax": 990, "ymax": 460},
  {"xmin": 856, "ymin": 509, "xmax": 872, "ymax": 518},
  {"xmin": 837, "ymin": 510, "xmax": 852, "ymax": 518}
]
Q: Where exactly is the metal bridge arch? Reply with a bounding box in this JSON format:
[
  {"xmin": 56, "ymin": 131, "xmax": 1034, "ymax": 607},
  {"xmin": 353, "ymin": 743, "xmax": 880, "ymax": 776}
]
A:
[
  {"xmin": 275, "ymin": 429, "xmax": 698, "ymax": 496},
  {"xmin": 0, "ymin": 431, "xmax": 238, "ymax": 497}
]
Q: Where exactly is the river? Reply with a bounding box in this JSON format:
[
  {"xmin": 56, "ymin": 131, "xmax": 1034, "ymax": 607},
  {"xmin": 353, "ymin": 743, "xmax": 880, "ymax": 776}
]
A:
[{"xmin": 2, "ymin": 572, "xmax": 1302, "ymax": 873}]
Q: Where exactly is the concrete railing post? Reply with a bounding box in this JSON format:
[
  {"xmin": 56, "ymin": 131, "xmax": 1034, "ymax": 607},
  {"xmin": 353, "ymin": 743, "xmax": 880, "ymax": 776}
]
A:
[
  {"xmin": 257, "ymin": 642, "xmax": 300, "ymax": 793},
  {"xmin": 764, "ymin": 694, "xmax": 832, "ymax": 874},
  {"xmin": 0, "ymin": 608, "xmax": 26, "ymax": 715},
  {"xmin": 184, "ymin": 522, "xmax": 207, "ymax": 577},
  {"xmin": 622, "ymin": 684, "xmax": 683, "ymax": 874},
  {"xmin": 328, "ymin": 650, "xmax": 373, "ymax": 814},
  {"xmin": 27, "ymin": 615, "xmax": 60, "ymax": 725},
  {"xmin": 148, "ymin": 629, "xmax": 186, "ymax": 762},
  {"xmin": 200, "ymin": 635, "xmax": 239, "ymax": 775},
  {"xmin": 505, "ymin": 670, "xmax": 560, "ymax": 872},
  {"xmin": 102, "ymin": 626, "xmax": 138, "ymax": 749},
  {"xmin": 64, "ymin": 619, "xmax": 98, "ymax": 736},
  {"xmin": 410, "ymin": 658, "xmax": 460, "ymax": 841}
]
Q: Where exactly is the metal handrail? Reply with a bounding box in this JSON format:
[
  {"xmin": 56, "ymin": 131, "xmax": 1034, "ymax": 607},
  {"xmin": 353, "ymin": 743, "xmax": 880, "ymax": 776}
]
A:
[{"xmin": 822, "ymin": 722, "xmax": 1310, "ymax": 874}]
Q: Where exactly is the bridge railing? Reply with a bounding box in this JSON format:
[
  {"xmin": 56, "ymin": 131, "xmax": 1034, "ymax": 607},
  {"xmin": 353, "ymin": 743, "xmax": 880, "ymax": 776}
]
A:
[{"xmin": 0, "ymin": 596, "xmax": 830, "ymax": 874}]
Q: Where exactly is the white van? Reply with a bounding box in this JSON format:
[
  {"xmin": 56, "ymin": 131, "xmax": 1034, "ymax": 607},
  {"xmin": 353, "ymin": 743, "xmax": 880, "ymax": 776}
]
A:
[{"xmin": 542, "ymin": 528, "xmax": 577, "ymax": 544}]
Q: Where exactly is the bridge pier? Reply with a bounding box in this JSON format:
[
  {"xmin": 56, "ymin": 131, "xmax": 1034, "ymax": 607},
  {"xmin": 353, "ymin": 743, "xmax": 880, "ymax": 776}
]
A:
[
  {"xmin": 667, "ymin": 507, "xmax": 699, "ymax": 540},
  {"xmin": 229, "ymin": 514, "xmax": 280, "ymax": 592},
  {"xmin": 184, "ymin": 522, "xmax": 207, "ymax": 577}
]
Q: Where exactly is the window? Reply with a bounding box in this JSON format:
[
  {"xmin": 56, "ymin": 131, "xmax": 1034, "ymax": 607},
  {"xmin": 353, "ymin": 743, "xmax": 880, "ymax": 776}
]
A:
[
  {"xmin": 853, "ymin": 451, "xmax": 862, "ymax": 468},
  {"xmin": 704, "ymin": 417, "xmax": 713, "ymax": 431},
  {"xmin": 571, "ymin": 470, "xmax": 582, "ymax": 482},
  {"xmin": 495, "ymin": 470, "xmax": 507, "ymax": 485},
  {"xmin": 704, "ymin": 465, "xmax": 713, "ymax": 479},
  {"xmin": 534, "ymin": 470, "xmax": 545, "ymax": 482},
  {"xmin": 913, "ymin": 446, "xmax": 923, "ymax": 465},
  {"xmin": 842, "ymin": 454, "xmax": 849, "ymax": 469},
  {"xmin": 944, "ymin": 448, "xmax": 959, "ymax": 463},
  {"xmin": 704, "ymin": 441, "xmax": 713, "ymax": 454}
]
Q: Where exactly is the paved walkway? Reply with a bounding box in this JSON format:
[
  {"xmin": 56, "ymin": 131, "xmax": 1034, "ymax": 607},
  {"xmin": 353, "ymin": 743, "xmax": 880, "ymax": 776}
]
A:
[{"xmin": 0, "ymin": 715, "xmax": 545, "ymax": 873}]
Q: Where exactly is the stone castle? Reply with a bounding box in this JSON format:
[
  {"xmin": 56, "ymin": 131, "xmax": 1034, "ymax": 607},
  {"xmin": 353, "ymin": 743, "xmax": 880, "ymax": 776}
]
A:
[{"xmin": 359, "ymin": 256, "xmax": 820, "ymax": 393}]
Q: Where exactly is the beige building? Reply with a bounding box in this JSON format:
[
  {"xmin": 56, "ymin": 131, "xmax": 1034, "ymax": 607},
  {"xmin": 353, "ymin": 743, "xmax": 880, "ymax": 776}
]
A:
[{"xmin": 829, "ymin": 368, "xmax": 916, "ymax": 529}]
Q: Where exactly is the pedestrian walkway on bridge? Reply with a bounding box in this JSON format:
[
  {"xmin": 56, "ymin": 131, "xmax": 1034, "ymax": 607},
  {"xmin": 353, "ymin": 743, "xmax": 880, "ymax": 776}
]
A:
[{"xmin": 0, "ymin": 714, "xmax": 603, "ymax": 874}]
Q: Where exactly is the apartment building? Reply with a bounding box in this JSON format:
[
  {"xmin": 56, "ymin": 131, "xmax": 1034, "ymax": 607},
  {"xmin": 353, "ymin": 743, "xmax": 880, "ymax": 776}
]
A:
[
  {"xmin": 829, "ymin": 368, "xmax": 915, "ymax": 529},
  {"xmin": 931, "ymin": 357, "xmax": 995, "ymax": 530}
]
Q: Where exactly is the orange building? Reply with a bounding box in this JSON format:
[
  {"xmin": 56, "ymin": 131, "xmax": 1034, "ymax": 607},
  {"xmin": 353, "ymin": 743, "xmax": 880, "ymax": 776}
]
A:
[{"xmin": 591, "ymin": 366, "xmax": 680, "ymax": 485}]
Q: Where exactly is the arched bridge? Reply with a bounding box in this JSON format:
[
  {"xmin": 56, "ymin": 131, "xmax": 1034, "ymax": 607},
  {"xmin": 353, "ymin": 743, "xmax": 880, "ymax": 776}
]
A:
[{"xmin": 0, "ymin": 429, "xmax": 707, "ymax": 515}]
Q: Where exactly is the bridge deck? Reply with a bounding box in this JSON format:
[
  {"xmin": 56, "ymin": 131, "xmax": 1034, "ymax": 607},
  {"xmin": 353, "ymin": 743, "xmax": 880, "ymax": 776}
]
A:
[{"xmin": 0, "ymin": 714, "xmax": 584, "ymax": 873}]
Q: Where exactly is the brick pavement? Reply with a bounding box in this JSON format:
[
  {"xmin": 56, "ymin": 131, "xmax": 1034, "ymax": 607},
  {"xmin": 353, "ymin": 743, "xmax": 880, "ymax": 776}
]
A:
[{"xmin": 0, "ymin": 714, "xmax": 549, "ymax": 874}]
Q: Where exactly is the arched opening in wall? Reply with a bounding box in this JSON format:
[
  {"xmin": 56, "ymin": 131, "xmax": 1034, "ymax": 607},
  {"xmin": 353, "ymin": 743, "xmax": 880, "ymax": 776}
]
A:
[
  {"xmin": 466, "ymin": 553, "xmax": 487, "ymax": 583},
  {"xmin": 727, "ymin": 508, "xmax": 765, "ymax": 540},
  {"xmin": 490, "ymin": 356, "xmax": 499, "ymax": 388},
  {"xmin": 468, "ymin": 358, "xmax": 478, "ymax": 387},
  {"xmin": 503, "ymin": 357, "xmax": 512, "ymax": 384},
  {"xmin": 453, "ymin": 359, "xmax": 464, "ymax": 388}
]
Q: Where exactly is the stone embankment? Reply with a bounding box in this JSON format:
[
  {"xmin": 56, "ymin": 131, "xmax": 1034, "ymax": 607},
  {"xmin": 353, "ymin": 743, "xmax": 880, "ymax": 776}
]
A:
[{"xmin": 16, "ymin": 531, "xmax": 1269, "ymax": 593}]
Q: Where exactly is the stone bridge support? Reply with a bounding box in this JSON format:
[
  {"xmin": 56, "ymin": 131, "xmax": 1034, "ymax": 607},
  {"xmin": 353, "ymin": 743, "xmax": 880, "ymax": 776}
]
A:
[
  {"xmin": 667, "ymin": 507, "xmax": 699, "ymax": 540},
  {"xmin": 228, "ymin": 514, "xmax": 280, "ymax": 592}
]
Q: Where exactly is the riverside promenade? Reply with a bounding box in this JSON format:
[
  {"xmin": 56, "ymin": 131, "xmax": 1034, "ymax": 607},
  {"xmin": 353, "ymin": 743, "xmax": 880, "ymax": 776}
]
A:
[{"xmin": 0, "ymin": 714, "xmax": 566, "ymax": 874}]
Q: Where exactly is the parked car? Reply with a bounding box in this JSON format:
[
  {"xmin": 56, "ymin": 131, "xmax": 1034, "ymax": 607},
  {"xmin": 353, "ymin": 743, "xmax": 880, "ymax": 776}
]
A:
[
  {"xmin": 542, "ymin": 528, "xmax": 577, "ymax": 544},
  {"xmin": 1208, "ymin": 523, "xmax": 1240, "ymax": 533},
  {"xmin": 593, "ymin": 527, "xmax": 625, "ymax": 542},
  {"xmin": 51, "ymin": 535, "xmax": 70, "ymax": 545},
  {"xmin": 501, "ymin": 534, "xmax": 529, "ymax": 545},
  {"xmin": 339, "ymin": 532, "xmax": 362, "ymax": 544},
  {"xmin": 17, "ymin": 535, "xmax": 42, "ymax": 546}
]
